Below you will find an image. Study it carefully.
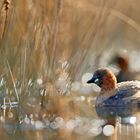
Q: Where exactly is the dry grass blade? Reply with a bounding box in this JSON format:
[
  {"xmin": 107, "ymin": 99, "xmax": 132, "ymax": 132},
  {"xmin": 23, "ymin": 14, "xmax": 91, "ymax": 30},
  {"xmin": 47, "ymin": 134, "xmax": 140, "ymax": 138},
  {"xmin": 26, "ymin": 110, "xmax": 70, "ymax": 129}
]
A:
[
  {"xmin": 111, "ymin": 9, "xmax": 140, "ymax": 33},
  {"xmin": 6, "ymin": 60, "xmax": 19, "ymax": 102},
  {"xmin": 0, "ymin": 0, "xmax": 11, "ymax": 39}
]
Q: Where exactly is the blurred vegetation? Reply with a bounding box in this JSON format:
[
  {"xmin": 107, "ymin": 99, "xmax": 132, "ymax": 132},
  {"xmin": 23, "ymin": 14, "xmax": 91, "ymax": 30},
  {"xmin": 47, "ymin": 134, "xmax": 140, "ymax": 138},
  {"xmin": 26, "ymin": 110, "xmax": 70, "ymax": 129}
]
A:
[
  {"xmin": 0, "ymin": 0, "xmax": 105, "ymax": 125},
  {"xmin": 0, "ymin": 0, "xmax": 105, "ymax": 102}
]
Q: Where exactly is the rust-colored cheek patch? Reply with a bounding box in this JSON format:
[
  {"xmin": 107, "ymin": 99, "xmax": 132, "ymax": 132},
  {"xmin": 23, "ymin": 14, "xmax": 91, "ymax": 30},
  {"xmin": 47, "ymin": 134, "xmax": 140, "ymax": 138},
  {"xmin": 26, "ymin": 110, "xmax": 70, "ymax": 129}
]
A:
[{"xmin": 102, "ymin": 72, "xmax": 117, "ymax": 91}]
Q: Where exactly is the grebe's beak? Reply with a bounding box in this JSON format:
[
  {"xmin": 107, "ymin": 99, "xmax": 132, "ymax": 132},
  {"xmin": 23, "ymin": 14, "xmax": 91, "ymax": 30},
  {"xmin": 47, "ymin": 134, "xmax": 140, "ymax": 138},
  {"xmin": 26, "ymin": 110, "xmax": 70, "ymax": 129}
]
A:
[
  {"xmin": 87, "ymin": 76, "xmax": 99, "ymax": 84},
  {"xmin": 87, "ymin": 78, "xmax": 93, "ymax": 84}
]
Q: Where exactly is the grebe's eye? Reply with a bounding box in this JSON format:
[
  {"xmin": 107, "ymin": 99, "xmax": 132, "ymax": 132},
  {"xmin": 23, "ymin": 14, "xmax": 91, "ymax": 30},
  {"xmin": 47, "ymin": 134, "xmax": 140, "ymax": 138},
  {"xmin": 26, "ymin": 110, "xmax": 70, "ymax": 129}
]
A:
[{"xmin": 94, "ymin": 78, "xmax": 99, "ymax": 83}]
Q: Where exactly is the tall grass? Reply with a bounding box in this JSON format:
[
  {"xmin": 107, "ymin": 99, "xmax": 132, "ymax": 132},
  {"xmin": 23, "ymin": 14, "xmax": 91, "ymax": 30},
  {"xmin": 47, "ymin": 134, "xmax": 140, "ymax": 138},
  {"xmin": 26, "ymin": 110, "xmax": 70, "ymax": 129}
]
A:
[{"xmin": 0, "ymin": 0, "xmax": 108, "ymax": 122}]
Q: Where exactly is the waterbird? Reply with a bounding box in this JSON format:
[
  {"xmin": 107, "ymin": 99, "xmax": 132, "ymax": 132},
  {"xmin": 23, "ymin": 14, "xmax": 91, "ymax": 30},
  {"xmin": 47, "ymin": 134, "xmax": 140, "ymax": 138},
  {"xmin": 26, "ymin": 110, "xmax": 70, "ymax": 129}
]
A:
[
  {"xmin": 111, "ymin": 55, "xmax": 140, "ymax": 82},
  {"xmin": 87, "ymin": 68, "xmax": 140, "ymax": 107}
]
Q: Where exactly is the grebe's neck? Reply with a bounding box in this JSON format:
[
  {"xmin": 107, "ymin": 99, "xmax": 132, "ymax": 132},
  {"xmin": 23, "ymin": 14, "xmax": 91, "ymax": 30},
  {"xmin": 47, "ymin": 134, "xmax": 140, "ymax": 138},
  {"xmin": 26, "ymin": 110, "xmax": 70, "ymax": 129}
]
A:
[{"xmin": 101, "ymin": 71, "xmax": 117, "ymax": 93}]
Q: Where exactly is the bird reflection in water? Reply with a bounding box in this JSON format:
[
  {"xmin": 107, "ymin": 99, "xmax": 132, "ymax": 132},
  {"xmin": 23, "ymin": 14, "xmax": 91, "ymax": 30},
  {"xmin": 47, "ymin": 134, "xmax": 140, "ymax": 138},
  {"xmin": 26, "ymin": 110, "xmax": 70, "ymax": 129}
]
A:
[{"xmin": 94, "ymin": 104, "xmax": 140, "ymax": 139}]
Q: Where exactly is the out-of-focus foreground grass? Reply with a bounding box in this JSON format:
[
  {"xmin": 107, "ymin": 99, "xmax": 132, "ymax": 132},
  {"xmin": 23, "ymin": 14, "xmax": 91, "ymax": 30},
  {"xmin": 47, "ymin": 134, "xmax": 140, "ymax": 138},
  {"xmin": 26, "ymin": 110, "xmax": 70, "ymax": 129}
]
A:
[
  {"xmin": 0, "ymin": 1, "xmax": 105, "ymax": 139},
  {"xmin": 0, "ymin": 0, "xmax": 104, "ymax": 121}
]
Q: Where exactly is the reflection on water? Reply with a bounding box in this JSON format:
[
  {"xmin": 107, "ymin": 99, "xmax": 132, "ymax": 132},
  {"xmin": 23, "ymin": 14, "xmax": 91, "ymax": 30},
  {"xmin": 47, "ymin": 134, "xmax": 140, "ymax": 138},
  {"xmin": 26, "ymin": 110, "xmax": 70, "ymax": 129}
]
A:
[
  {"xmin": 0, "ymin": 99, "xmax": 140, "ymax": 140},
  {"xmin": 95, "ymin": 104, "xmax": 140, "ymax": 139}
]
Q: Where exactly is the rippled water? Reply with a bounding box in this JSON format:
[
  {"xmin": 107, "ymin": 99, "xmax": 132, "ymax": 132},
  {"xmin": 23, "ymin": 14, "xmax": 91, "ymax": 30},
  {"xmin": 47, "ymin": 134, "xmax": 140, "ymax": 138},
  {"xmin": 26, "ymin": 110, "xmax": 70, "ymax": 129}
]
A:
[{"xmin": 1, "ymin": 99, "xmax": 140, "ymax": 140}]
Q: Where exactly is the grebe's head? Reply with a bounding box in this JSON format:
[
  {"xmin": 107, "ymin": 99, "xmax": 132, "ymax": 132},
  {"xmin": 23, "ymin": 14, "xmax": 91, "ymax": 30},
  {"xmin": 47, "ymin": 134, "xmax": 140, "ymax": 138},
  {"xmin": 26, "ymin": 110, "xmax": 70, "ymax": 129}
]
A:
[{"xmin": 87, "ymin": 68, "xmax": 117, "ymax": 91}]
